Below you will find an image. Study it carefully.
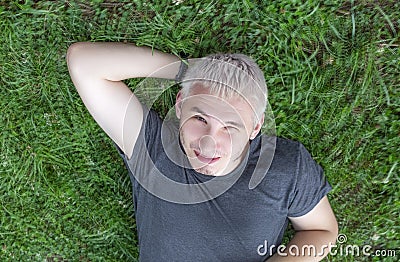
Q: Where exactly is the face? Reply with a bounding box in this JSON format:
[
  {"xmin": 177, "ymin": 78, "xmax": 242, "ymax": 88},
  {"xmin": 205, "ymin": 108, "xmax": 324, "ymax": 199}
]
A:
[{"xmin": 175, "ymin": 85, "xmax": 263, "ymax": 176}]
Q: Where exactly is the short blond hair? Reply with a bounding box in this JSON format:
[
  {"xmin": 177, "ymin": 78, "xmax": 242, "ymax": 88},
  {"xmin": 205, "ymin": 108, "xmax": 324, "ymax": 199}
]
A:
[{"xmin": 180, "ymin": 54, "xmax": 267, "ymax": 124}]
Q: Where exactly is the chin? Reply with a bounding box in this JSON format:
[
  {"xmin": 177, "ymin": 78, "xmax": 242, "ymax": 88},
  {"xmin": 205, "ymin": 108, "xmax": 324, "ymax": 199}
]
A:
[
  {"xmin": 195, "ymin": 167, "xmax": 219, "ymax": 176},
  {"xmin": 194, "ymin": 164, "xmax": 227, "ymax": 176}
]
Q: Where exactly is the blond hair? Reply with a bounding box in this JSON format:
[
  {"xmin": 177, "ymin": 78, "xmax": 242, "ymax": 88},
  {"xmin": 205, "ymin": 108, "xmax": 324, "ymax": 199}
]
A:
[{"xmin": 180, "ymin": 54, "xmax": 267, "ymax": 124}]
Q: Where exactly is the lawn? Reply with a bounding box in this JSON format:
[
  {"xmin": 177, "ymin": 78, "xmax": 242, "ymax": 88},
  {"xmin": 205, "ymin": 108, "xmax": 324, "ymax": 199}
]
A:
[{"xmin": 0, "ymin": 0, "xmax": 399, "ymax": 261}]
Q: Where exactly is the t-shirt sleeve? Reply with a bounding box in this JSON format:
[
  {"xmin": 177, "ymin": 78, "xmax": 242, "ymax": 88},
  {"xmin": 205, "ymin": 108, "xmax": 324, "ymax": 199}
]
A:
[
  {"xmin": 113, "ymin": 104, "xmax": 166, "ymax": 185},
  {"xmin": 114, "ymin": 105, "xmax": 163, "ymax": 160},
  {"xmin": 287, "ymin": 143, "xmax": 332, "ymax": 217}
]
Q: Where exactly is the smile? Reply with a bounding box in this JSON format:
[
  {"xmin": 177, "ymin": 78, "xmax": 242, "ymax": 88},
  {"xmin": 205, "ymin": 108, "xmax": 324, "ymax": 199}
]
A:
[{"xmin": 194, "ymin": 150, "xmax": 221, "ymax": 164}]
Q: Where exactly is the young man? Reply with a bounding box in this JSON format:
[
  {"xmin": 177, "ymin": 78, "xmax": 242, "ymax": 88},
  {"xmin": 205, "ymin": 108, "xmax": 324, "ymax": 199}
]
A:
[{"xmin": 67, "ymin": 42, "xmax": 338, "ymax": 261}]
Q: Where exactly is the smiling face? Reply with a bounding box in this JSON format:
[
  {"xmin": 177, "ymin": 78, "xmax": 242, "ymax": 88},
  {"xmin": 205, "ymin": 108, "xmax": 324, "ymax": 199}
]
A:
[{"xmin": 175, "ymin": 84, "xmax": 263, "ymax": 176}]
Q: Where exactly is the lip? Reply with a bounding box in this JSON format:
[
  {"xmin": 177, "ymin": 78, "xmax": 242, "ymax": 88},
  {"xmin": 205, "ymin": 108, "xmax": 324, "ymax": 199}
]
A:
[{"xmin": 194, "ymin": 150, "xmax": 221, "ymax": 164}]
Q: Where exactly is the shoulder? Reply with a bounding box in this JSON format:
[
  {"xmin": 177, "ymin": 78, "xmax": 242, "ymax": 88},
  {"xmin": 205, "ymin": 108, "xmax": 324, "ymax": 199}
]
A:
[
  {"xmin": 250, "ymin": 135, "xmax": 304, "ymax": 165},
  {"xmin": 244, "ymin": 136, "xmax": 303, "ymax": 190},
  {"xmin": 248, "ymin": 135, "xmax": 321, "ymax": 184},
  {"xmin": 275, "ymin": 136, "xmax": 302, "ymax": 154}
]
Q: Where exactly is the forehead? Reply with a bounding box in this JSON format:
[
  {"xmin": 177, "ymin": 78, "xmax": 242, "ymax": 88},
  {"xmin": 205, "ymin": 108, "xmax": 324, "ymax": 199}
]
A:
[{"xmin": 181, "ymin": 85, "xmax": 255, "ymax": 124}]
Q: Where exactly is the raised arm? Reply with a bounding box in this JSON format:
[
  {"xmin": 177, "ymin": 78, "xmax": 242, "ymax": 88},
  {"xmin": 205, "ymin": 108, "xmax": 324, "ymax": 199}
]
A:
[{"xmin": 66, "ymin": 42, "xmax": 180, "ymax": 158}]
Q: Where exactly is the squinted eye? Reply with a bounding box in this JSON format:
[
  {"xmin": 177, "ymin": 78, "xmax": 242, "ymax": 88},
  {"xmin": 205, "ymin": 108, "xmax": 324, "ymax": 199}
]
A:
[{"xmin": 223, "ymin": 126, "xmax": 238, "ymax": 132}]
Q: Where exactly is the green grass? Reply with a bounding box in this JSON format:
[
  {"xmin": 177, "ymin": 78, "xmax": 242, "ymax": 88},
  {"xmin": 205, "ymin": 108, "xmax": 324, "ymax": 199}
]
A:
[{"xmin": 0, "ymin": 0, "xmax": 399, "ymax": 261}]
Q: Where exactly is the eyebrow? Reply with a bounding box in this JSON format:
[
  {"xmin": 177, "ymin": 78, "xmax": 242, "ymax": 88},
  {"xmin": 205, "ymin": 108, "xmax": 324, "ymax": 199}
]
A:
[{"xmin": 190, "ymin": 106, "xmax": 245, "ymax": 129}]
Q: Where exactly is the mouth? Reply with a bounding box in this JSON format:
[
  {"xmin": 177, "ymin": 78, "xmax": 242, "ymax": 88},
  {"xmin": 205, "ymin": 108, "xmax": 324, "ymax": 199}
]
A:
[{"xmin": 194, "ymin": 150, "xmax": 221, "ymax": 164}]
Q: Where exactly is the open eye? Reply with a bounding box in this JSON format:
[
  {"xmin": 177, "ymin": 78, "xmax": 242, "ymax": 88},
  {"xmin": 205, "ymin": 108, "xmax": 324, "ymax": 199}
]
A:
[{"xmin": 194, "ymin": 115, "xmax": 207, "ymax": 124}]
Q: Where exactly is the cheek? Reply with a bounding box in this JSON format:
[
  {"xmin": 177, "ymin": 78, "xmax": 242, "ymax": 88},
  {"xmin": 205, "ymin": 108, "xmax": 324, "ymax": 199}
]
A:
[
  {"xmin": 217, "ymin": 132, "xmax": 233, "ymax": 151},
  {"xmin": 180, "ymin": 121, "xmax": 204, "ymax": 142},
  {"xmin": 230, "ymin": 133, "xmax": 249, "ymax": 151}
]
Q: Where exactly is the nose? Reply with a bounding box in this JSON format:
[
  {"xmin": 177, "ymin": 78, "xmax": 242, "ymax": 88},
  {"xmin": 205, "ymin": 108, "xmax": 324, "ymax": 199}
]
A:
[{"xmin": 198, "ymin": 135, "xmax": 217, "ymax": 156}]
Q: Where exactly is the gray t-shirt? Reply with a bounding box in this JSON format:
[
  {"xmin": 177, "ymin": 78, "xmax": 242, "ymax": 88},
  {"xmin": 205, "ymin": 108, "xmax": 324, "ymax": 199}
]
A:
[{"xmin": 116, "ymin": 107, "xmax": 331, "ymax": 262}]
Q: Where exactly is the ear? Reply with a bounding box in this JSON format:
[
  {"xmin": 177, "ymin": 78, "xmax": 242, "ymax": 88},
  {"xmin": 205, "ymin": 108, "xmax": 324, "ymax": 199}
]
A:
[
  {"xmin": 250, "ymin": 114, "xmax": 264, "ymax": 140},
  {"xmin": 175, "ymin": 90, "xmax": 183, "ymax": 119}
]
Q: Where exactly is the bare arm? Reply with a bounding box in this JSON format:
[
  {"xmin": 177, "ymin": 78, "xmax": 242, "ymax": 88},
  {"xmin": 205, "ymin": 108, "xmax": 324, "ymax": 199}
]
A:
[
  {"xmin": 66, "ymin": 42, "xmax": 180, "ymax": 158},
  {"xmin": 267, "ymin": 196, "xmax": 338, "ymax": 261}
]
